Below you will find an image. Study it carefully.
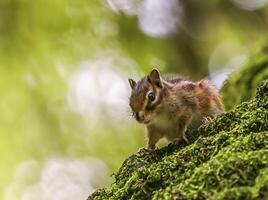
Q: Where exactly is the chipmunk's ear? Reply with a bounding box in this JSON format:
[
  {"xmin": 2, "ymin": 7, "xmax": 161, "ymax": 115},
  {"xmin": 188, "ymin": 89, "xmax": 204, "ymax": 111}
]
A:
[
  {"xmin": 128, "ymin": 78, "xmax": 136, "ymax": 90},
  {"xmin": 148, "ymin": 68, "xmax": 162, "ymax": 88}
]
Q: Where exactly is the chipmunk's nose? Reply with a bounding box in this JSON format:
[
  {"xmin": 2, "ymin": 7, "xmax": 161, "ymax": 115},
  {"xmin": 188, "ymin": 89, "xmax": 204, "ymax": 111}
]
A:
[{"xmin": 136, "ymin": 111, "xmax": 145, "ymax": 122}]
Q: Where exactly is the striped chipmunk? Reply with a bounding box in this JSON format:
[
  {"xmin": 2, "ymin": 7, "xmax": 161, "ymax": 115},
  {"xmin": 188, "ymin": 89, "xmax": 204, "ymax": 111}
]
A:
[{"xmin": 128, "ymin": 68, "xmax": 224, "ymax": 152}]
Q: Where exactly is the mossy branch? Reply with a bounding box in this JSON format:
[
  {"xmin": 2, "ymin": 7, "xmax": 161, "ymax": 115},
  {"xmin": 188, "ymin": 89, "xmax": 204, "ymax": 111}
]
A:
[
  {"xmin": 89, "ymin": 79, "xmax": 268, "ymax": 200},
  {"xmin": 88, "ymin": 46, "xmax": 268, "ymax": 200}
]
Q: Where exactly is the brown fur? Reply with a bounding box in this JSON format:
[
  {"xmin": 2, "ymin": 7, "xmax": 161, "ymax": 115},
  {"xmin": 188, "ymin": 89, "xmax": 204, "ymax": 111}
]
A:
[{"xmin": 129, "ymin": 69, "xmax": 224, "ymax": 150}]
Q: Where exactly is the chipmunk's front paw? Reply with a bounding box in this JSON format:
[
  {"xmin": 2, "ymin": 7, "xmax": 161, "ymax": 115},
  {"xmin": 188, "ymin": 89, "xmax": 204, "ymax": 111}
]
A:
[{"xmin": 137, "ymin": 148, "xmax": 152, "ymax": 156}]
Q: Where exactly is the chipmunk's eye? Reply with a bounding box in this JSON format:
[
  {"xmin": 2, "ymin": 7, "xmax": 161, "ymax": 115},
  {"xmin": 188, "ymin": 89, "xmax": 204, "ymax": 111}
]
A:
[{"xmin": 147, "ymin": 92, "xmax": 155, "ymax": 102}]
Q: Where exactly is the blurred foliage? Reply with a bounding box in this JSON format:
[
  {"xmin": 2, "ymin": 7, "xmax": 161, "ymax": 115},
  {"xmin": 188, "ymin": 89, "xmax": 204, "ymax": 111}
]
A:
[
  {"xmin": 221, "ymin": 43, "xmax": 268, "ymax": 110},
  {"xmin": 0, "ymin": 0, "xmax": 268, "ymax": 199}
]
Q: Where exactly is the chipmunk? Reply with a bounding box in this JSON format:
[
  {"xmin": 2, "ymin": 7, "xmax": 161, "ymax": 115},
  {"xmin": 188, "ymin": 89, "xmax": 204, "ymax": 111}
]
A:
[{"xmin": 128, "ymin": 68, "xmax": 224, "ymax": 150}]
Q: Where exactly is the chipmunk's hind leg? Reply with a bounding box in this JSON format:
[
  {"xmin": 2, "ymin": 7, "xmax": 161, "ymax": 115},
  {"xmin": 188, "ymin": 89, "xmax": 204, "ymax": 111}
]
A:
[
  {"xmin": 171, "ymin": 131, "xmax": 189, "ymax": 145},
  {"xmin": 202, "ymin": 116, "xmax": 213, "ymax": 124},
  {"xmin": 182, "ymin": 132, "xmax": 189, "ymax": 143}
]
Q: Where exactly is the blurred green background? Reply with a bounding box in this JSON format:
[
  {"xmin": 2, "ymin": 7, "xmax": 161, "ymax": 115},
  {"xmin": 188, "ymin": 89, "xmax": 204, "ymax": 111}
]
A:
[{"xmin": 0, "ymin": 0, "xmax": 267, "ymax": 199}]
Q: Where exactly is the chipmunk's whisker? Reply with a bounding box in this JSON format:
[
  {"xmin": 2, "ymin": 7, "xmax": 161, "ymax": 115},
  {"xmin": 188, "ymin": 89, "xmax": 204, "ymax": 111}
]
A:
[{"xmin": 121, "ymin": 106, "xmax": 135, "ymax": 119}]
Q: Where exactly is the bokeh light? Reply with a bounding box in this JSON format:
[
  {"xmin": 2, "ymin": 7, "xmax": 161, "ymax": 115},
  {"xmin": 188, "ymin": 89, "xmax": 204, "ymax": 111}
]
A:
[
  {"xmin": 231, "ymin": 0, "xmax": 268, "ymax": 10},
  {"xmin": 138, "ymin": 0, "xmax": 183, "ymax": 37}
]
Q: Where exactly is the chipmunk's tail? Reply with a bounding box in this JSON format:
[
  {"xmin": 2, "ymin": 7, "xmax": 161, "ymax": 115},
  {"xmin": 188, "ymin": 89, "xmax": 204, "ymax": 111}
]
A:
[{"xmin": 197, "ymin": 79, "xmax": 213, "ymax": 89}]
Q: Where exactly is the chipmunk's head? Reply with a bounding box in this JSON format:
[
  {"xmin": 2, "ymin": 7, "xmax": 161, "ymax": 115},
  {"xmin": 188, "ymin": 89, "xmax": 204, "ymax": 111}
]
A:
[{"xmin": 128, "ymin": 68, "xmax": 164, "ymax": 124}]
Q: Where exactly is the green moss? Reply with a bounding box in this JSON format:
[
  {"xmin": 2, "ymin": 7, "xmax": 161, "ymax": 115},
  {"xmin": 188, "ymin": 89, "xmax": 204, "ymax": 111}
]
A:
[
  {"xmin": 88, "ymin": 79, "xmax": 268, "ymax": 200},
  {"xmin": 221, "ymin": 44, "xmax": 268, "ymax": 110}
]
